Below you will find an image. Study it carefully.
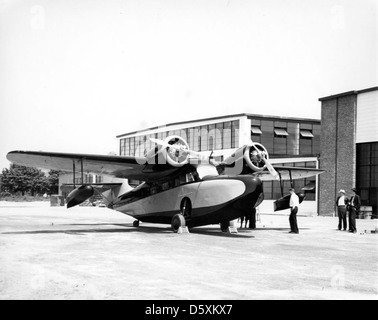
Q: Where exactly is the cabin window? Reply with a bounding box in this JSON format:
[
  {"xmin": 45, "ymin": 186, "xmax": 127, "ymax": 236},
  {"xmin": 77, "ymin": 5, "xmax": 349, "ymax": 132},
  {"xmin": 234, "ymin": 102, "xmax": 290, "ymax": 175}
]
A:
[
  {"xmin": 162, "ymin": 182, "xmax": 170, "ymax": 191},
  {"xmin": 186, "ymin": 173, "xmax": 195, "ymax": 183}
]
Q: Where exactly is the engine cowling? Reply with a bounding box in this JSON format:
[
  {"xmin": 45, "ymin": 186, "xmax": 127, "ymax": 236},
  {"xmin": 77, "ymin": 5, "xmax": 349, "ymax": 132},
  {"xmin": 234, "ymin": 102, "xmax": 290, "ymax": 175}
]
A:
[
  {"xmin": 243, "ymin": 142, "xmax": 269, "ymax": 172},
  {"xmin": 220, "ymin": 142, "xmax": 270, "ymax": 175},
  {"xmin": 161, "ymin": 135, "xmax": 190, "ymax": 167}
]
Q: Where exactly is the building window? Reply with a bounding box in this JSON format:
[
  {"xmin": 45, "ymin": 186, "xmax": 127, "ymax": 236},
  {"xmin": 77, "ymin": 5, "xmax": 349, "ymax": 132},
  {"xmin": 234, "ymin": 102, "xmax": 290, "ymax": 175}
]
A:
[
  {"xmin": 357, "ymin": 142, "xmax": 378, "ymax": 217},
  {"xmin": 85, "ymin": 174, "xmax": 93, "ymax": 184},
  {"xmin": 260, "ymin": 120, "xmax": 273, "ymax": 152},
  {"xmin": 189, "ymin": 128, "xmax": 195, "ymax": 150},
  {"xmin": 130, "ymin": 137, "xmax": 135, "ymax": 156},
  {"xmin": 125, "ymin": 139, "xmax": 130, "ymax": 156},
  {"xmin": 274, "ymin": 128, "xmax": 289, "ymax": 137},
  {"xmin": 215, "ymin": 122, "xmax": 223, "ymax": 149},
  {"xmin": 208, "ymin": 124, "xmax": 216, "ymax": 150},
  {"xmin": 231, "ymin": 120, "xmax": 239, "ymax": 148},
  {"xmin": 287, "ymin": 122, "xmax": 299, "ymax": 155},
  {"xmin": 209, "ymin": 136, "xmax": 214, "ymax": 150},
  {"xmin": 200, "ymin": 125, "xmax": 208, "ymax": 151},
  {"xmin": 250, "ymin": 119, "xmax": 262, "ymax": 143},
  {"xmin": 274, "ymin": 126, "xmax": 288, "ymax": 154},
  {"xmin": 251, "ymin": 126, "xmax": 262, "ymax": 135},
  {"xmin": 193, "ymin": 126, "xmax": 200, "ymax": 151},
  {"xmin": 223, "ymin": 122, "xmax": 232, "ymax": 149},
  {"xmin": 300, "ymin": 129, "xmax": 314, "ymax": 139}
]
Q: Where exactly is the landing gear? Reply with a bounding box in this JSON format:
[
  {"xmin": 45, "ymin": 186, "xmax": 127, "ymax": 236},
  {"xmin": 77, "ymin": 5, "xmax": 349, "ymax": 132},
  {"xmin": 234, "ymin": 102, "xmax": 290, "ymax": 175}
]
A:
[
  {"xmin": 180, "ymin": 197, "xmax": 192, "ymax": 219},
  {"xmin": 220, "ymin": 220, "xmax": 238, "ymax": 233},
  {"xmin": 171, "ymin": 214, "xmax": 186, "ymax": 233},
  {"xmin": 133, "ymin": 220, "xmax": 140, "ymax": 227}
]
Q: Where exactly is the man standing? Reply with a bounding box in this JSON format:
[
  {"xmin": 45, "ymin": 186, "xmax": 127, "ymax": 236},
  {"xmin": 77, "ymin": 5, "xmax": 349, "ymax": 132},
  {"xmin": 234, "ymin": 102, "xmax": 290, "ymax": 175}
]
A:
[
  {"xmin": 336, "ymin": 189, "xmax": 347, "ymax": 231},
  {"xmin": 289, "ymin": 188, "xmax": 300, "ymax": 234},
  {"xmin": 249, "ymin": 207, "xmax": 257, "ymax": 229},
  {"xmin": 348, "ymin": 188, "xmax": 360, "ymax": 233}
]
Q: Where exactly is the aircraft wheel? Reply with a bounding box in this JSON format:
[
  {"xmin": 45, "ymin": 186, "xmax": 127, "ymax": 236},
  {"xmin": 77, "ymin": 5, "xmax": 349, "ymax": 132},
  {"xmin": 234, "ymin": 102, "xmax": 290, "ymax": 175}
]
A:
[
  {"xmin": 171, "ymin": 214, "xmax": 186, "ymax": 233},
  {"xmin": 133, "ymin": 220, "xmax": 140, "ymax": 227},
  {"xmin": 220, "ymin": 220, "xmax": 234, "ymax": 232}
]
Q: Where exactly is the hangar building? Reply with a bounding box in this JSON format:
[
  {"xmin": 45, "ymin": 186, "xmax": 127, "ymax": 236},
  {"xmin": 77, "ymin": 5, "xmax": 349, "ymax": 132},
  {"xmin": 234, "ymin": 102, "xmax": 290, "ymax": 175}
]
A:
[
  {"xmin": 117, "ymin": 113, "xmax": 321, "ymax": 215},
  {"xmin": 319, "ymin": 86, "xmax": 378, "ymax": 218}
]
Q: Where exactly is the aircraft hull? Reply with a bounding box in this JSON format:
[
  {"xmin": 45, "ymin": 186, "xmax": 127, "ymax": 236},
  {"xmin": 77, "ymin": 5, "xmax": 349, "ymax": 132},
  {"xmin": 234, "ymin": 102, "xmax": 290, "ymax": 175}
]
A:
[{"xmin": 112, "ymin": 175, "xmax": 263, "ymax": 228}]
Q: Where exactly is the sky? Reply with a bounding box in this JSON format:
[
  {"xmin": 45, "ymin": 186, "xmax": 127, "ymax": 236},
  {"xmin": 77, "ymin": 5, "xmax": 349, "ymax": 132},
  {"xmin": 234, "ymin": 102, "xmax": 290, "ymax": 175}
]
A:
[{"xmin": 0, "ymin": 0, "xmax": 377, "ymax": 170}]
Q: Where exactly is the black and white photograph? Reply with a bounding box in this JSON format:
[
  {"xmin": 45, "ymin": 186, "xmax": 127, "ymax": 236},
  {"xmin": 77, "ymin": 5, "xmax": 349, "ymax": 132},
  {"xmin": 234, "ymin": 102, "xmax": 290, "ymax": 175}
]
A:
[{"xmin": 0, "ymin": 0, "xmax": 377, "ymax": 302}]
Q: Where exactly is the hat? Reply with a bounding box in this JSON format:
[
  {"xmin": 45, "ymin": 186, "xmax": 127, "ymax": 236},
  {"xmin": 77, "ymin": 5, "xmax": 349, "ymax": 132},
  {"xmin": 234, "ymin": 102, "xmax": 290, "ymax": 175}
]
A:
[
  {"xmin": 352, "ymin": 188, "xmax": 357, "ymax": 193},
  {"xmin": 339, "ymin": 189, "xmax": 345, "ymax": 194}
]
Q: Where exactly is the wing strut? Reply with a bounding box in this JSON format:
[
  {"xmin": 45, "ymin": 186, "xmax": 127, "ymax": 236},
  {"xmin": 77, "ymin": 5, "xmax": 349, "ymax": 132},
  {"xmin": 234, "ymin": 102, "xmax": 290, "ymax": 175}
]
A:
[
  {"xmin": 289, "ymin": 170, "xmax": 293, "ymax": 188},
  {"xmin": 278, "ymin": 171, "xmax": 283, "ymax": 197},
  {"xmin": 81, "ymin": 159, "xmax": 83, "ymax": 184},
  {"xmin": 72, "ymin": 158, "xmax": 85, "ymax": 188},
  {"xmin": 73, "ymin": 161, "xmax": 76, "ymax": 188}
]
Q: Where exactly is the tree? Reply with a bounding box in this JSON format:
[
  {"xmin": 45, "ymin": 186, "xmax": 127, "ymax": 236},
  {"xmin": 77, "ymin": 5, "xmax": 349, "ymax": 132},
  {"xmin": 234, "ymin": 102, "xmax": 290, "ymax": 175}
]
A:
[{"xmin": 0, "ymin": 165, "xmax": 61, "ymax": 196}]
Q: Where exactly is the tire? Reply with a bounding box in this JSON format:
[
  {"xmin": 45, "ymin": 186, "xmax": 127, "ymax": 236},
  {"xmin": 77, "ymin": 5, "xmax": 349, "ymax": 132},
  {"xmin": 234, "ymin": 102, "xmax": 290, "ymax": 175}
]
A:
[
  {"xmin": 133, "ymin": 220, "xmax": 140, "ymax": 227},
  {"xmin": 220, "ymin": 220, "xmax": 234, "ymax": 232},
  {"xmin": 171, "ymin": 214, "xmax": 186, "ymax": 233}
]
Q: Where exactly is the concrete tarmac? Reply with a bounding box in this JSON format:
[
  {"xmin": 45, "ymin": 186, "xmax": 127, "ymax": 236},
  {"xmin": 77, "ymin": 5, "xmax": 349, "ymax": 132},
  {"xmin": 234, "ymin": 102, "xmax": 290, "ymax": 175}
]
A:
[{"xmin": 0, "ymin": 201, "xmax": 377, "ymax": 300}]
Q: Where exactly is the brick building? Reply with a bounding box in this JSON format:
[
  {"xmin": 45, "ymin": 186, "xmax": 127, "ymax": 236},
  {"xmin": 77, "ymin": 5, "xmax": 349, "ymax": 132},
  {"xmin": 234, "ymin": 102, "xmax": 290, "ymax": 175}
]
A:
[{"xmin": 319, "ymin": 86, "xmax": 378, "ymax": 217}]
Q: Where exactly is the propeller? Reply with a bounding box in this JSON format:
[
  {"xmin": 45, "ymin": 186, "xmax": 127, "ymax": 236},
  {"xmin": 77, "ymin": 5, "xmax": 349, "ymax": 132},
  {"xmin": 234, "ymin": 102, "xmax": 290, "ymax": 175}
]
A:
[
  {"xmin": 248, "ymin": 140, "xmax": 279, "ymax": 180},
  {"xmin": 150, "ymin": 137, "xmax": 218, "ymax": 166}
]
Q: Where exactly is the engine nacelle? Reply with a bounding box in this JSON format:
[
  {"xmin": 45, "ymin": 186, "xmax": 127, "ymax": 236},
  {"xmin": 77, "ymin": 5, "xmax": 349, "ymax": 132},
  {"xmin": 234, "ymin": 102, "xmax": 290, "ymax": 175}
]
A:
[
  {"xmin": 220, "ymin": 142, "xmax": 270, "ymax": 175},
  {"xmin": 66, "ymin": 185, "xmax": 94, "ymax": 208},
  {"xmin": 243, "ymin": 142, "xmax": 269, "ymax": 172},
  {"xmin": 146, "ymin": 135, "xmax": 190, "ymax": 167},
  {"xmin": 162, "ymin": 135, "xmax": 190, "ymax": 167}
]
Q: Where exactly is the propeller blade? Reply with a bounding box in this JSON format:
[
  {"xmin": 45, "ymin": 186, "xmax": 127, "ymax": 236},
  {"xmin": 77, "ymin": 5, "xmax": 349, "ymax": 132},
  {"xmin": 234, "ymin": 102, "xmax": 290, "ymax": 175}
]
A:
[
  {"xmin": 249, "ymin": 141, "xmax": 280, "ymax": 180},
  {"xmin": 150, "ymin": 138, "xmax": 216, "ymax": 164}
]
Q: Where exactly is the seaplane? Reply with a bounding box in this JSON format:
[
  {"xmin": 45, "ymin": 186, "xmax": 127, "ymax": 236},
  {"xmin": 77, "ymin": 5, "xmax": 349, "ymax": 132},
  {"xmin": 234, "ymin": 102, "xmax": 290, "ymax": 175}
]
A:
[{"xmin": 7, "ymin": 136, "xmax": 324, "ymax": 233}]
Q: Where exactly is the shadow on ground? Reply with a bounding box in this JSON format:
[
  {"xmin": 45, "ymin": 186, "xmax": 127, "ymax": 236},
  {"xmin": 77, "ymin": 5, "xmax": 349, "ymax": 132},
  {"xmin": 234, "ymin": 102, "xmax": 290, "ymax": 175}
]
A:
[{"xmin": 2, "ymin": 222, "xmax": 259, "ymax": 238}]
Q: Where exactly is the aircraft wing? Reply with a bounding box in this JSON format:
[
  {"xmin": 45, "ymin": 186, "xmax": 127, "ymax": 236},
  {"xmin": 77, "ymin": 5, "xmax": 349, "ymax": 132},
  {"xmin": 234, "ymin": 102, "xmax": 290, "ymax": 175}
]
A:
[
  {"xmin": 253, "ymin": 166, "xmax": 324, "ymax": 181},
  {"xmin": 6, "ymin": 150, "xmax": 190, "ymax": 181}
]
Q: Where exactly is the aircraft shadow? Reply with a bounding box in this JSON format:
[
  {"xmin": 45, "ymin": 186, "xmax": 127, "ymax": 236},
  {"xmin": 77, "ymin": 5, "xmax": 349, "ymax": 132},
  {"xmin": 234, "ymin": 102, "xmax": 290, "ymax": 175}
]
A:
[
  {"xmin": 1, "ymin": 223, "xmax": 170, "ymax": 236},
  {"xmin": 189, "ymin": 228, "xmax": 254, "ymax": 238},
  {"xmin": 2, "ymin": 223, "xmax": 256, "ymax": 237},
  {"xmin": 252, "ymin": 227, "xmax": 310, "ymax": 231}
]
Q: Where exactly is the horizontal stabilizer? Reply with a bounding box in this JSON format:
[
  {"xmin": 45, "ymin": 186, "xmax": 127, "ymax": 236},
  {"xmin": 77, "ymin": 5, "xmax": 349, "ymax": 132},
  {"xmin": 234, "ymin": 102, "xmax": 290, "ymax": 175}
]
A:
[
  {"xmin": 254, "ymin": 166, "xmax": 324, "ymax": 181},
  {"xmin": 274, "ymin": 193, "xmax": 305, "ymax": 212}
]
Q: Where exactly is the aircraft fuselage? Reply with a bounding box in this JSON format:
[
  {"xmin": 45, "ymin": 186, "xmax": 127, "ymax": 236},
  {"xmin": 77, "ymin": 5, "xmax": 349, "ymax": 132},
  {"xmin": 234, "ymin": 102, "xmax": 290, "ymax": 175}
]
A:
[{"xmin": 112, "ymin": 175, "xmax": 264, "ymax": 228}]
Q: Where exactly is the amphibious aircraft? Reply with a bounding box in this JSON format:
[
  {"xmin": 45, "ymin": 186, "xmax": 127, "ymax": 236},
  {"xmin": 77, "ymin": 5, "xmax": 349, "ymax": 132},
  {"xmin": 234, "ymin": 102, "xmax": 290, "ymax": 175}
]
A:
[{"xmin": 7, "ymin": 136, "xmax": 324, "ymax": 233}]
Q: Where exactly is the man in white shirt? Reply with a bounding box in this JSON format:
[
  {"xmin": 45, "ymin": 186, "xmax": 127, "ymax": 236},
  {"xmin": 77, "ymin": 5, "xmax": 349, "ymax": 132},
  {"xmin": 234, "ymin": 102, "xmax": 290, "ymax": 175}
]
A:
[
  {"xmin": 289, "ymin": 188, "xmax": 300, "ymax": 234},
  {"xmin": 336, "ymin": 189, "xmax": 347, "ymax": 231}
]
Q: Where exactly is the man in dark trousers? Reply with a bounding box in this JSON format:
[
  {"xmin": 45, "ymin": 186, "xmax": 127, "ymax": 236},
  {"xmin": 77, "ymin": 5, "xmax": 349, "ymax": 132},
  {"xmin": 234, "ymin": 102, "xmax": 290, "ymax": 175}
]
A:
[
  {"xmin": 248, "ymin": 207, "xmax": 257, "ymax": 229},
  {"xmin": 336, "ymin": 189, "xmax": 348, "ymax": 231},
  {"xmin": 348, "ymin": 188, "xmax": 360, "ymax": 233},
  {"xmin": 289, "ymin": 188, "xmax": 299, "ymax": 234}
]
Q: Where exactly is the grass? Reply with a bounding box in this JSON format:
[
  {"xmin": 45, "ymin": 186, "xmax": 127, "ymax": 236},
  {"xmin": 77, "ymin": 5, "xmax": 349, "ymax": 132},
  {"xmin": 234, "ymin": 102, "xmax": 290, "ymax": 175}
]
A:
[{"xmin": 0, "ymin": 194, "xmax": 51, "ymax": 202}]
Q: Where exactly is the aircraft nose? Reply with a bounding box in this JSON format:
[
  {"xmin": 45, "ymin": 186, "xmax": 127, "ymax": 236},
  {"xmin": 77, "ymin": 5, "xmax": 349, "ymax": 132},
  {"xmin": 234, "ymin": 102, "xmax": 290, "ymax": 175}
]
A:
[
  {"xmin": 232, "ymin": 176, "xmax": 264, "ymax": 212},
  {"xmin": 245, "ymin": 176, "xmax": 263, "ymax": 194}
]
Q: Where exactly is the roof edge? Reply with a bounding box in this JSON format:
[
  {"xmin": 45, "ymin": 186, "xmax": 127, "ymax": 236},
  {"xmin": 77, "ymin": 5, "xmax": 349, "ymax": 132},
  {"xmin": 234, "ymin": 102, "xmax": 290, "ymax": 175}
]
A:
[
  {"xmin": 319, "ymin": 86, "xmax": 378, "ymax": 101},
  {"xmin": 116, "ymin": 113, "xmax": 321, "ymax": 138}
]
